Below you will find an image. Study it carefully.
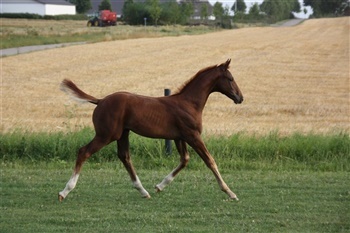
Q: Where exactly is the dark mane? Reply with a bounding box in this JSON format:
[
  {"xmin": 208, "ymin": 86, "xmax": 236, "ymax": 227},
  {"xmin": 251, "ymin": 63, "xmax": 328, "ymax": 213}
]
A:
[{"xmin": 175, "ymin": 65, "xmax": 218, "ymax": 94}]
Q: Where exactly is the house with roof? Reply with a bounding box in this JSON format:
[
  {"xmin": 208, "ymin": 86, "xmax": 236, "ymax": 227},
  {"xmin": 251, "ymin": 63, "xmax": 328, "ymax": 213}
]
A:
[{"xmin": 0, "ymin": 0, "xmax": 76, "ymax": 16}]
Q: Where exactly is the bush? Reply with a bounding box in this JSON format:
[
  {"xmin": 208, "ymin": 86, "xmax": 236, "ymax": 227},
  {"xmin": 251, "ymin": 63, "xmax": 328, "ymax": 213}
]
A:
[
  {"xmin": 0, "ymin": 13, "xmax": 88, "ymax": 20},
  {"xmin": 0, "ymin": 13, "xmax": 42, "ymax": 19},
  {"xmin": 233, "ymin": 11, "xmax": 270, "ymax": 24},
  {"xmin": 1, "ymin": 129, "xmax": 349, "ymax": 171},
  {"xmin": 53, "ymin": 14, "xmax": 88, "ymax": 20}
]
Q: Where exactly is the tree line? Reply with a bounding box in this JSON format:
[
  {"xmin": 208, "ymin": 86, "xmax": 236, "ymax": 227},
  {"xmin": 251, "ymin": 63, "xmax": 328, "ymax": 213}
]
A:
[
  {"xmin": 67, "ymin": 0, "xmax": 350, "ymax": 26},
  {"xmin": 122, "ymin": 0, "xmax": 194, "ymax": 25}
]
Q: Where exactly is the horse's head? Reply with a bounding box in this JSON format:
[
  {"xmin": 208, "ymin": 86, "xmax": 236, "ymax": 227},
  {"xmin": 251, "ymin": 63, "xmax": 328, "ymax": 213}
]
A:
[{"xmin": 214, "ymin": 59, "xmax": 243, "ymax": 104}]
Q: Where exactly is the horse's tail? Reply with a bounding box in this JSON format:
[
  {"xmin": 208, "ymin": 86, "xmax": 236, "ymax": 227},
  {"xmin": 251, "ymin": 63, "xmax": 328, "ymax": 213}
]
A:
[{"xmin": 60, "ymin": 79, "xmax": 100, "ymax": 105}]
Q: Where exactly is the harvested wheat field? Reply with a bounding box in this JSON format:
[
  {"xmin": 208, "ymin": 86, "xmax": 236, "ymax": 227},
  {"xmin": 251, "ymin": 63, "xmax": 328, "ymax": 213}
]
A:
[{"xmin": 1, "ymin": 17, "xmax": 349, "ymax": 135}]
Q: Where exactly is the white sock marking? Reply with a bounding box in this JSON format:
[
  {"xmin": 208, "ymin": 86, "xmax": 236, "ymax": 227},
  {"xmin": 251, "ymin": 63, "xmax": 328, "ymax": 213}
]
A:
[
  {"xmin": 59, "ymin": 173, "xmax": 80, "ymax": 198},
  {"xmin": 133, "ymin": 176, "xmax": 150, "ymax": 198},
  {"xmin": 156, "ymin": 174, "xmax": 174, "ymax": 191}
]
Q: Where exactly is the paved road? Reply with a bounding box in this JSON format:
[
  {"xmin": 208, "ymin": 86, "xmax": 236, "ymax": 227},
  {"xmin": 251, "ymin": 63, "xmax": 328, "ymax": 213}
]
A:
[
  {"xmin": 0, "ymin": 42, "xmax": 85, "ymax": 57},
  {"xmin": 273, "ymin": 18, "xmax": 304, "ymax": 27},
  {"xmin": 0, "ymin": 19, "xmax": 304, "ymax": 57}
]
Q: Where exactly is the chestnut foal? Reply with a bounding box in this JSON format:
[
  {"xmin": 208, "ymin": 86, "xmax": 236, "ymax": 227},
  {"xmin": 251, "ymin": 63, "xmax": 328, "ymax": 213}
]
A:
[{"xmin": 58, "ymin": 59, "xmax": 243, "ymax": 201}]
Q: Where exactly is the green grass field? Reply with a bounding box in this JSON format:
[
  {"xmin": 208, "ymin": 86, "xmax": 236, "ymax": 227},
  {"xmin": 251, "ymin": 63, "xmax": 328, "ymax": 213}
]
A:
[
  {"xmin": 1, "ymin": 164, "xmax": 349, "ymax": 232},
  {"xmin": 1, "ymin": 130, "xmax": 349, "ymax": 232}
]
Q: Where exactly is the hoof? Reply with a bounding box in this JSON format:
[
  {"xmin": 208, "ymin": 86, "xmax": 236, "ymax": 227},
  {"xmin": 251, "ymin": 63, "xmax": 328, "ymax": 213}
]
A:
[
  {"xmin": 224, "ymin": 197, "xmax": 239, "ymax": 202},
  {"xmin": 155, "ymin": 185, "xmax": 162, "ymax": 193},
  {"xmin": 143, "ymin": 194, "xmax": 151, "ymax": 199},
  {"xmin": 58, "ymin": 194, "xmax": 64, "ymax": 202}
]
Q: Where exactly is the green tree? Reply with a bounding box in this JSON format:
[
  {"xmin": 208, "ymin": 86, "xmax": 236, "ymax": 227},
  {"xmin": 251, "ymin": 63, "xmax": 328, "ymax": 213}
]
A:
[
  {"xmin": 260, "ymin": 0, "xmax": 300, "ymax": 22},
  {"xmin": 213, "ymin": 2, "xmax": 231, "ymax": 28},
  {"xmin": 222, "ymin": 5, "xmax": 232, "ymax": 28},
  {"xmin": 122, "ymin": 0, "xmax": 133, "ymax": 23},
  {"xmin": 68, "ymin": 0, "xmax": 91, "ymax": 14},
  {"xmin": 161, "ymin": 0, "xmax": 181, "ymax": 24},
  {"xmin": 99, "ymin": 0, "xmax": 112, "ymax": 11},
  {"xmin": 213, "ymin": 2, "xmax": 224, "ymax": 21},
  {"xmin": 146, "ymin": 0, "xmax": 162, "ymax": 25},
  {"xmin": 231, "ymin": 0, "xmax": 246, "ymax": 13},
  {"xmin": 122, "ymin": 0, "xmax": 149, "ymax": 25},
  {"xmin": 122, "ymin": 0, "xmax": 133, "ymax": 16},
  {"xmin": 304, "ymin": 0, "xmax": 347, "ymax": 17},
  {"xmin": 249, "ymin": 3, "xmax": 260, "ymax": 17},
  {"xmin": 179, "ymin": 1, "xmax": 194, "ymax": 24},
  {"xmin": 122, "ymin": 0, "xmax": 194, "ymax": 25},
  {"xmin": 200, "ymin": 3, "xmax": 209, "ymax": 22}
]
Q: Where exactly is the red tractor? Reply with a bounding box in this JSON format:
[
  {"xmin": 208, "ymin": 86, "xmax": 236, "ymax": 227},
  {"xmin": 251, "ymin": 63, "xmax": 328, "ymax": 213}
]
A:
[{"xmin": 87, "ymin": 10, "xmax": 117, "ymax": 27}]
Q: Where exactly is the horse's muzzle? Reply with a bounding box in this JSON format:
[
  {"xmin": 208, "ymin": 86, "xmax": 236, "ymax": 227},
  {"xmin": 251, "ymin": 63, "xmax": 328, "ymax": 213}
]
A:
[{"xmin": 233, "ymin": 95, "xmax": 243, "ymax": 104}]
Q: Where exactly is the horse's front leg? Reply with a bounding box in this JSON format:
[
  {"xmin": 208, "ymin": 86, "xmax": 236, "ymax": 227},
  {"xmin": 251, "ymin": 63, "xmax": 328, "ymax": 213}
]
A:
[
  {"xmin": 117, "ymin": 130, "xmax": 150, "ymax": 198},
  {"xmin": 188, "ymin": 134, "xmax": 239, "ymax": 200},
  {"xmin": 156, "ymin": 140, "xmax": 189, "ymax": 192}
]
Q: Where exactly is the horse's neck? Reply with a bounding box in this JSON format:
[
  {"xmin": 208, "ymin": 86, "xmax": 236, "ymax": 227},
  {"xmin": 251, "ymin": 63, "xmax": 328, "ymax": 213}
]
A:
[{"xmin": 179, "ymin": 70, "xmax": 217, "ymax": 111}]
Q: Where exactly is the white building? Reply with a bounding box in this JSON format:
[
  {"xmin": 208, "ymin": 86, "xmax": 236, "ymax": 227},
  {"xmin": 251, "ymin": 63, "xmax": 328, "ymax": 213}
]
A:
[{"xmin": 1, "ymin": 0, "xmax": 76, "ymax": 16}]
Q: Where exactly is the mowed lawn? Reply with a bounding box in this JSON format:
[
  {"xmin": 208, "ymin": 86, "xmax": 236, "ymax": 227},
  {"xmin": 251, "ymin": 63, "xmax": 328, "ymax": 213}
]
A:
[{"xmin": 1, "ymin": 163, "xmax": 349, "ymax": 233}]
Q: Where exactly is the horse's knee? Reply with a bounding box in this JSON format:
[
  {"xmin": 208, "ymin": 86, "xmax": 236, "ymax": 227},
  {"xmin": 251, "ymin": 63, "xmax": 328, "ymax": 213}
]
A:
[
  {"xmin": 77, "ymin": 146, "xmax": 87, "ymax": 157},
  {"xmin": 76, "ymin": 146, "xmax": 90, "ymax": 162}
]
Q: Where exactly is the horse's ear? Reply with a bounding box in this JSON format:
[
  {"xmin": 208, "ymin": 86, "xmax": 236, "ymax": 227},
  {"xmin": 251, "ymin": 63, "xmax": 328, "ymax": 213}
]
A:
[{"xmin": 221, "ymin": 59, "xmax": 231, "ymax": 70}]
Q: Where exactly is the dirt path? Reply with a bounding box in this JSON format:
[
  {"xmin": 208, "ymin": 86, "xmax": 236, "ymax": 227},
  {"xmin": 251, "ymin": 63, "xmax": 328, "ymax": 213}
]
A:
[
  {"xmin": 273, "ymin": 18, "xmax": 305, "ymax": 27},
  {"xmin": 0, "ymin": 42, "xmax": 85, "ymax": 57}
]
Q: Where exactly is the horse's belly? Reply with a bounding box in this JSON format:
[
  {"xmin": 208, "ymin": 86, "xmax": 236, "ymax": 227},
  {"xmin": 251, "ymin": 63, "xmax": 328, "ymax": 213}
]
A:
[{"xmin": 124, "ymin": 108, "xmax": 177, "ymax": 139}]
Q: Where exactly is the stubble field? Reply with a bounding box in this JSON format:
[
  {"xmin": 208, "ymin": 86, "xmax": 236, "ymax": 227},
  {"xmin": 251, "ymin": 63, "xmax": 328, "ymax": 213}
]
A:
[{"xmin": 1, "ymin": 17, "xmax": 349, "ymax": 135}]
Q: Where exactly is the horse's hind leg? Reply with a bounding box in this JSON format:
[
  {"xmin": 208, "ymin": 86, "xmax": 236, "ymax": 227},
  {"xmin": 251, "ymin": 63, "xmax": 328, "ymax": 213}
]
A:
[
  {"xmin": 117, "ymin": 130, "xmax": 150, "ymax": 198},
  {"xmin": 58, "ymin": 136, "xmax": 108, "ymax": 201},
  {"xmin": 156, "ymin": 140, "xmax": 189, "ymax": 192}
]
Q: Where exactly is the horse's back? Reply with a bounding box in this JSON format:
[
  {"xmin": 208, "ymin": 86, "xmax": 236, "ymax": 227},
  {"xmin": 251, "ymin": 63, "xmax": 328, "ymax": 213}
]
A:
[{"xmin": 92, "ymin": 92, "xmax": 181, "ymax": 139}]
